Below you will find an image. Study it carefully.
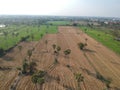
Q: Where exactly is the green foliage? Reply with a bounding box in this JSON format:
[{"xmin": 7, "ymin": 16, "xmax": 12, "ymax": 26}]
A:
[
  {"xmin": 27, "ymin": 49, "xmax": 33, "ymax": 59},
  {"xmin": 57, "ymin": 46, "xmax": 61, "ymax": 52},
  {"xmin": 37, "ymin": 77, "xmax": 45, "ymax": 84},
  {"xmin": 75, "ymin": 73, "xmax": 84, "ymax": 82},
  {"xmin": 31, "ymin": 70, "xmax": 46, "ymax": 85},
  {"xmin": 64, "ymin": 49, "xmax": 71, "ymax": 56},
  {"xmin": 22, "ymin": 59, "xmax": 37, "ymax": 75},
  {"xmin": 52, "ymin": 44, "xmax": 61, "ymax": 56},
  {"xmin": 52, "ymin": 44, "xmax": 56, "ymax": 50},
  {"xmin": 22, "ymin": 61, "xmax": 29, "ymax": 74},
  {"xmin": 31, "ymin": 74, "xmax": 38, "ymax": 84},
  {"xmin": 78, "ymin": 42, "xmax": 87, "ymax": 50}
]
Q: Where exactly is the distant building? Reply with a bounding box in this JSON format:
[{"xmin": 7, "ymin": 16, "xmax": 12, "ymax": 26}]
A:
[
  {"xmin": 104, "ymin": 21, "xmax": 108, "ymax": 24},
  {"xmin": 0, "ymin": 24, "xmax": 6, "ymax": 28}
]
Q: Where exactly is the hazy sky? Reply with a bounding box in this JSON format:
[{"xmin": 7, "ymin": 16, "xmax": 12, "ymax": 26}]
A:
[{"xmin": 0, "ymin": 0, "xmax": 120, "ymax": 17}]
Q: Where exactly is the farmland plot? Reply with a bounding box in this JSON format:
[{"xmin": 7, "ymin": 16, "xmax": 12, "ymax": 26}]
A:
[{"xmin": 0, "ymin": 26, "xmax": 120, "ymax": 90}]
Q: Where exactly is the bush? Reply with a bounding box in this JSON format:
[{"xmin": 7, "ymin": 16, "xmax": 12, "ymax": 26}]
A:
[
  {"xmin": 78, "ymin": 43, "xmax": 84, "ymax": 50},
  {"xmin": 0, "ymin": 48, "xmax": 4, "ymax": 57}
]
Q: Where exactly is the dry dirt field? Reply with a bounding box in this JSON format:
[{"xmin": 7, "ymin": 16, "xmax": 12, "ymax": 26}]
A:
[{"xmin": 0, "ymin": 26, "xmax": 120, "ymax": 90}]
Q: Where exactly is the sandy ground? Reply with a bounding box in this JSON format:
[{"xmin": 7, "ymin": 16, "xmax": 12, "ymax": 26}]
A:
[{"xmin": 0, "ymin": 26, "xmax": 120, "ymax": 90}]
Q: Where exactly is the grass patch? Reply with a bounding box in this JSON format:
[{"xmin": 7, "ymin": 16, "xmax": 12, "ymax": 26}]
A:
[
  {"xmin": 0, "ymin": 25, "xmax": 57, "ymax": 50},
  {"xmin": 80, "ymin": 26, "xmax": 120, "ymax": 54}
]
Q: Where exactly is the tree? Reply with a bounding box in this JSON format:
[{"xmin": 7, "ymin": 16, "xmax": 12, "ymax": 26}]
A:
[
  {"xmin": 52, "ymin": 44, "xmax": 56, "ymax": 51},
  {"xmin": 56, "ymin": 46, "xmax": 61, "ymax": 56},
  {"xmin": 52, "ymin": 44, "xmax": 57, "ymax": 55},
  {"xmin": 75, "ymin": 73, "xmax": 84, "ymax": 90},
  {"xmin": 29, "ymin": 61, "xmax": 37, "ymax": 74},
  {"xmin": 31, "ymin": 70, "xmax": 46, "ymax": 90},
  {"xmin": 22, "ymin": 59, "xmax": 29, "ymax": 74},
  {"xmin": 41, "ymin": 34, "xmax": 43, "ymax": 38},
  {"xmin": 78, "ymin": 42, "xmax": 87, "ymax": 50},
  {"xmin": 64, "ymin": 49, "xmax": 71, "ymax": 58}
]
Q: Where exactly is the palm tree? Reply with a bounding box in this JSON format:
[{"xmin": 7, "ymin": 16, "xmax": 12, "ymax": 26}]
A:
[{"xmin": 75, "ymin": 73, "xmax": 84, "ymax": 90}]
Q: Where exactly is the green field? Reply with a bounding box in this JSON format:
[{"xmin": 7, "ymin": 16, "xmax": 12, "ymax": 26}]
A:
[
  {"xmin": 47, "ymin": 21, "xmax": 71, "ymax": 26},
  {"xmin": 0, "ymin": 25, "xmax": 57, "ymax": 50},
  {"xmin": 80, "ymin": 26, "xmax": 120, "ymax": 54}
]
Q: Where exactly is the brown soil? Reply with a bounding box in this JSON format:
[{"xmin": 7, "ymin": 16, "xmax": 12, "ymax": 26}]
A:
[{"xmin": 0, "ymin": 26, "xmax": 120, "ymax": 90}]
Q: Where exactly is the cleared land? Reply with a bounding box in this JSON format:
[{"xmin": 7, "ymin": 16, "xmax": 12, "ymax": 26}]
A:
[{"xmin": 0, "ymin": 26, "xmax": 120, "ymax": 90}]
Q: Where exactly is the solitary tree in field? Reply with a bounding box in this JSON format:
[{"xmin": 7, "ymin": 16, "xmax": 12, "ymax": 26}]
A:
[
  {"xmin": 75, "ymin": 73, "xmax": 84, "ymax": 90},
  {"xmin": 52, "ymin": 44, "xmax": 61, "ymax": 64},
  {"xmin": 52, "ymin": 44, "xmax": 56, "ymax": 51},
  {"xmin": 78, "ymin": 42, "xmax": 87, "ymax": 50},
  {"xmin": 64, "ymin": 49, "xmax": 71, "ymax": 58}
]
